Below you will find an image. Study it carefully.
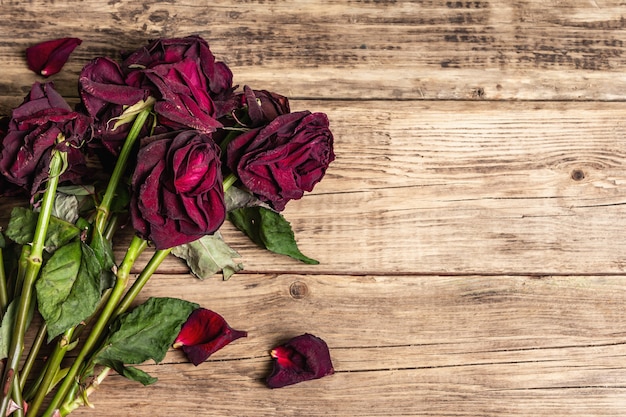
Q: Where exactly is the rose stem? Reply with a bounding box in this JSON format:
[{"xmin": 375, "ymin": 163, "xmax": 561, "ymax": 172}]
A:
[
  {"xmin": 19, "ymin": 322, "xmax": 47, "ymax": 389},
  {"xmin": 0, "ymin": 149, "xmax": 64, "ymax": 417},
  {"xmin": 222, "ymin": 173, "xmax": 238, "ymax": 192},
  {"xmin": 25, "ymin": 327, "xmax": 74, "ymax": 417},
  {"xmin": 94, "ymin": 108, "xmax": 150, "ymax": 234},
  {"xmin": 59, "ymin": 367, "xmax": 111, "ymax": 416},
  {"xmin": 0, "ymin": 243, "xmax": 8, "ymax": 318},
  {"xmin": 41, "ymin": 236, "xmax": 148, "ymax": 417},
  {"xmin": 113, "ymin": 248, "xmax": 172, "ymax": 318}
]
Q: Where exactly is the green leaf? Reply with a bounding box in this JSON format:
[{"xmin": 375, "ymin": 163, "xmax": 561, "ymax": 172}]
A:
[
  {"xmin": 94, "ymin": 297, "xmax": 198, "ymax": 367},
  {"xmin": 228, "ymin": 207, "xmax": 319, "ymax": 264},
  {"xmin": 224, "ymin": 186, "xmax": 262, "ymax": 212},
  {"xmin": 5, "ymin": 207, "xmax": 80, "ymax": 251},
  {"xmin": 52, "ymin": 193, "xmax": 80, "ymax": 224},
  {"xmin": 0, "ymin": 301, "xmax": 17, "ymax": 360},
  {"xmin": 90, "ymin": 228, "xmax": 116, "ymax": 292},
  {"xmin": 171, "ymin": 233, "xmax": 243, "ymax": 281},
  {"xmin": 36, "ymin": 241, "xmax": 103, "ymax": 341},
  {"xmin": 0, "ymin": 300, "xmax": 34, "ymax": 360},
  {"xmin": 56, "ymin": 184, "xmax": 96, "ymax": 196},
  {"xmin": 108, "ymin": 182, "xmax": 131, "ymax": 214},
  {"xmin": 96, "ymin": 359, "xmax": 157, "ymax": 386},
  {"xmin": 0, "ymin": 230, "xmax": 5, "ymax": 249}
]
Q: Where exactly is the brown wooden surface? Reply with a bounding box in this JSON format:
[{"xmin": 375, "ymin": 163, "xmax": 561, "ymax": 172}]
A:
[{"xmin": 2, "ymin": 1, "xmax": 626, "ymax": 416}]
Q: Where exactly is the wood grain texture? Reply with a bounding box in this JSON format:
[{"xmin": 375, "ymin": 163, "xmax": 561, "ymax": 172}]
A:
[
  {"xmin": 3, "ymin": 0, "xmax": 626, "ymax": 111},
  {"xmin": 2, "ymin": 0, "xmax": 626, "ymax": 416},
  {"xmin": 62, "ymin": 274, "xmax": 626, "ymax": 417}
]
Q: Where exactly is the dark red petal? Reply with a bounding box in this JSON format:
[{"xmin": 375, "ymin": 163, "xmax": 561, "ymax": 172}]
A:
[
  {"xmin": 174, "ymin": 308, "xmax": 247, "ymax": 366},
  {"xmin": 267, "ymin": 333, "xmax": 334, "ymax": 388},
  {"xmin": 26, "ymin": 38, "xmax": 82, "ymax": 77}
]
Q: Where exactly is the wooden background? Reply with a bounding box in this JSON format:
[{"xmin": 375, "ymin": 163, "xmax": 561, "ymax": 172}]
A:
[{"xmin": 2, "ymin": 0, "xmax": 626, "ymax": 416}]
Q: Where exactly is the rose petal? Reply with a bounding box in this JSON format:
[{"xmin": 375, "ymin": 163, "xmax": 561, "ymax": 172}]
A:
[
  {"xmin": 267, "ymin": 333, "xmax": 334, "ymax": 388},
  {"xmin": 174, "ymin": 308, "xmax": 247, "ymax": 366},
  {"xmin": 26, "ymin": 38, "xmax": 82, "ymax": 77}
]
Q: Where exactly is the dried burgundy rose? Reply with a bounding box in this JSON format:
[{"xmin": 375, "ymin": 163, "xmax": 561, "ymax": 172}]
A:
[
  {"xmin": 121, "ymin": 35, "xmax": 233, "ymax": 97},
  {"xmin": 121, "ymin": 36, "xmax": 234, "ymax": 133},
  {"xmin": 130, "ymin": 130, "xmax": 226, "ymax": 249},
  {"xmin": 0, "ymin": 116, "xmax": 24, "ymax": 197},
  {"xmin": 267, "ymin": 333, "xmax": 334, "ymax": 388},
  {"xmin": 226, "ymin": 111, "xmax": 335, "ymax": 211},
  {"xmin": 173, "ymin": 308, "xmax": 247, "ymax": 366},
  {"xmin": 135, "ymin": 59, "xmax": 223, "ymax": 133},
  {"xmin": 78, "ymin": 57, "xmax": 151, "ymax": 154},
  {"xmin": 0, "ymin": 82, "xmax": 91, "ymax": 196},
  {"xmin": 26, "ymin": 37, "xmax": 82, "ymax": 77}
]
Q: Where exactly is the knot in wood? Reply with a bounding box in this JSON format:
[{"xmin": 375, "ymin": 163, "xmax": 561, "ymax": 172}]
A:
[
  {"xmin": 289, "ymin": 281, "xmax": 308, "ymax": 299},
  {"xmin": 570, "ymin": 169, "xmax": 585, "ymax": 181}
]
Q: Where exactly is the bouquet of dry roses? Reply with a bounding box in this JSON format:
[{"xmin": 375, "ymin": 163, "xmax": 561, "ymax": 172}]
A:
[{"xmin": 0, "ymin": 35, "xmax": 335, "ymax": 416}]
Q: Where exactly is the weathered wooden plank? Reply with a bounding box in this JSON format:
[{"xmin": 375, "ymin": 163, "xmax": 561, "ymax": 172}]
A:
[
  {"xmin": 3, "ymin": 0, "xmax": 626, "ymax": 109},
  {"xmin": 59, "ymin": 274, "xmax": 626, "ymax": 417},
  {"xmin": 2, "ymin": 100, "xmax": 626, "ymax": 275}
]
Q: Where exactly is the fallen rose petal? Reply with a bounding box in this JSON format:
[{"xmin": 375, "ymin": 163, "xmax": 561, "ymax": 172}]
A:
[
  {"xmin": 173, "ymin": 308, "xmax": 247, "ymax": 366},
  {"xmin": 267, "ymin": 333, "xmax": 334, "ymax": 388},
  {"xmin": 26, "ymin": 38, "xmax": 82, "ymax": 77}
]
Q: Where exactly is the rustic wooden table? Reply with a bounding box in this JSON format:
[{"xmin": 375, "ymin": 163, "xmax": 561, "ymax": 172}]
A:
[{"xmin": 2, "ymin": 1, "xmax": 626, "ymax": 416}]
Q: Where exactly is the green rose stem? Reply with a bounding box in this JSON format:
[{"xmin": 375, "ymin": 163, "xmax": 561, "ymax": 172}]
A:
[
  {"xmin": 94, "ymin": 108, "xmax": 151, "ymax": 235},
  {"xmin": 0, "ymin": 240, "xmax": 7, "ymax": 317},
  {"xmin": 19, "ymin": 323, "xmax": 47, "ymax": 389},
  {"xmin": 113, "ymin": 248, "xmax": 172, "ymax": 318},
  {"xmin": 25, "ymin": 327, "xmax": 74, "ymax": 416},
  {"xmin": 0, "ymin": 149, "xmax": 65, "ymax": 417},
  {"xmin": 41, "ymin": 235, "xmax": 148, "ymax": 417},
  {"xmin": 222, "ymin": 173, "xmax": 238, "ymax": 192}
]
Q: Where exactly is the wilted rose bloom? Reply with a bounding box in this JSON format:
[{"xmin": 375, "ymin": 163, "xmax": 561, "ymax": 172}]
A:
[
  {"xmin": 267, "ymin": 333, "xmax": 334, "ymax": 388},
  {"xmin": 26, "ymin": 37, "xmax": 82, "ymax": 77},
  {"xmin": 79, "ymin": 57, "xmax": 151, "ymax": 155},
  {"xmin": 226, "ymin": 111, "xmax": 335, "ymax": 211},
  {"xmin": 173, "ymin": 308, "xmax": 247, "ymax": 366},
  {"xmin": 0, "ymin": 116, "xmax": 23, "ymax": 197},
  {"xmin": 130, "ymin": 130, "xmax": 226, "ymax": 249},
  {"xmin": 0, "ymin": 83, "xmax": 92, "ymax": 196},
  {"xmin": 123, "ymin": 35, "xmax": 235, "ymax": 127},
  {"xmin": 121, "ymin": 35, "xmax": 233, "ymax": 97},
  {"xmin": 131, "ymin": 59, "xmax": 223, "ymax": 133}
]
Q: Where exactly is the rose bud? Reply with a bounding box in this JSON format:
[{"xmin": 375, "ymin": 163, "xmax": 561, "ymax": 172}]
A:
[
  {"xmin": 130, "ymin": 130, "xmax": 227, "ymax": 249},
  {"xmin": 226, "ymin": 111, "xmax": 335, "ymax": 211},
  {"xmin": 0, "ymin": 82, "xmax": 91, "ymax": 196},
  {"xmin": 228, "ymin": 85, "xmax": 290, "ymax": 127},
  {"xmin": 26, "ymin": 37, "xmax": 82, "ymax": 77},
  {"xmin": 267, "ymin": 333, "xmax": 334, "ymax": 388},
  {"xmin": 173, "ymin": 308, "xmax": 247, "ymax": 366}
]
